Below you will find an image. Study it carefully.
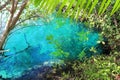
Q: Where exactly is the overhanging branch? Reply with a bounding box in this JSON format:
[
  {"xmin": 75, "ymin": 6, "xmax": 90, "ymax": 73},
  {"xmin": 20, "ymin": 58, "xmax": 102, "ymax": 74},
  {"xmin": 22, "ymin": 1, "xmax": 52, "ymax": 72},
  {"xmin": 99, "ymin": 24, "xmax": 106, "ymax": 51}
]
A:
[
  {"xmin": 10, "ymin": 0, "xmax": 29, "ymax": 29},
  {"xmin": 0, "ymin": 0, "xmax": 11, "ymax": 11}
]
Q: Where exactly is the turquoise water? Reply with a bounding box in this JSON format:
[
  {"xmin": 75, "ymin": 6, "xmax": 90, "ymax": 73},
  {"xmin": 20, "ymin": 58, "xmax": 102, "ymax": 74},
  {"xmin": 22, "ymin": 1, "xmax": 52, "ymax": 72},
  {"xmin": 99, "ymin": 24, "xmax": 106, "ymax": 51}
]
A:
[{"xmin": 0, "ymin": 16, "xmax": 101, "ymax": 78}]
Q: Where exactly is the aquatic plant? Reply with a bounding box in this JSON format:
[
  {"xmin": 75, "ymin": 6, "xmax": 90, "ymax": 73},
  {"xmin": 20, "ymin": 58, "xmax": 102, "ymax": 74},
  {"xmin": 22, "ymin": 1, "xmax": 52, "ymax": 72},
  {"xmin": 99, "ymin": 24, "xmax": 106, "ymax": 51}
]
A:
[{"xmin": 0, "ymin": 16, "xmax": 102, "ymax": 78}]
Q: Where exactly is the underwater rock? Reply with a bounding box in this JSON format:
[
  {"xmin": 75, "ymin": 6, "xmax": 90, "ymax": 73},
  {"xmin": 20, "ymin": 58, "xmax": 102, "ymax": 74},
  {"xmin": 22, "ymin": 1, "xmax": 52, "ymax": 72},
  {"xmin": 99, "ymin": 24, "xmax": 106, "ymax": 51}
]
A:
[{"xmin": 0, "ymin": 16, "xmax": 102, "ymax": 78}]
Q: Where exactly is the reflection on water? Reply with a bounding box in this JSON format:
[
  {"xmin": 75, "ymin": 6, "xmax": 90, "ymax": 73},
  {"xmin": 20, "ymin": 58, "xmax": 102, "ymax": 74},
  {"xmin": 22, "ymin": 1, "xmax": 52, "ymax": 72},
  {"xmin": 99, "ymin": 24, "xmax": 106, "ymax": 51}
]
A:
[{"xmin": 0, "ymin": 16, "xmax": 101, "ymax": 78}]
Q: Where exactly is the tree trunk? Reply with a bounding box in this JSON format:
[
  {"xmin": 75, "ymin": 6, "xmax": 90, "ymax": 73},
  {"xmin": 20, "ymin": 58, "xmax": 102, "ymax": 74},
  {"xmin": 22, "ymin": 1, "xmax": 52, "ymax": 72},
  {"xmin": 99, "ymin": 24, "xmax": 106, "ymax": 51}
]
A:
[
  {"xmin": 0, "ymin": 0, "xmax": 28, "ymax": 51},
  {"xmin": 0, "ymin": 25, "xmax": 11, "ymax": 50}
]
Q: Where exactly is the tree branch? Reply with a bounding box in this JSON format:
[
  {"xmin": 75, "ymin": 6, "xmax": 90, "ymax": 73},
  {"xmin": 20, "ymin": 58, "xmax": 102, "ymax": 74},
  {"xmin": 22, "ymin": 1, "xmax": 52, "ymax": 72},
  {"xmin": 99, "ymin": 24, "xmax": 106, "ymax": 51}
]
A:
[
  {"xmin": 10, "ymin": 0, "xmax": 29, "ymax": 29},
  {"xmin": 11, "ymin": 0, "xmax": 15, "ymax": 13},
  {"xmin": 0, "ymin": 0, "xmax": 11, "ymax": 11},
  {"xmin": 14, "ymin": 0, "xmax": 18, "ymax": 11},
  {"xmin": 16, "ymin": 15, "xmax": 42, "ymax": 26},
  {"xmin": 0, "ymin": 0, "xmax": 29, "ymax": 50},
  {"xmin": 113, "ymin": 15, "xmax": 118, "ymax": 26}
]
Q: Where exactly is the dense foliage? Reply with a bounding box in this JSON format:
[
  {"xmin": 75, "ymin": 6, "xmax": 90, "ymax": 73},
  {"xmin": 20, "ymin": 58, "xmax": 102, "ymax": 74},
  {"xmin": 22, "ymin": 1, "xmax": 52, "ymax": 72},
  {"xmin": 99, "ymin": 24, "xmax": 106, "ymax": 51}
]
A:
[
  {"xmin": 30, "ymin": 0, "xmax": 120, "ymax": 20},
  {"xmin": 44, "ymin": 10, "xmax": 120, "ymax": 80},
  {"xmin": 29, "ymin": 0, "xmax": 120, "ymax": 79}
]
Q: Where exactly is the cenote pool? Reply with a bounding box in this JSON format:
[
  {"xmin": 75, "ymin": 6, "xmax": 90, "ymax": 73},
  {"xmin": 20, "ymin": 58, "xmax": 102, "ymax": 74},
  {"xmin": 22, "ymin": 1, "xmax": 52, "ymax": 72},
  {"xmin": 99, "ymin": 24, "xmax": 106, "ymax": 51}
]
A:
[{"xmin": 0, "ymin": 16, "xmax": 103, "ymax": 79}]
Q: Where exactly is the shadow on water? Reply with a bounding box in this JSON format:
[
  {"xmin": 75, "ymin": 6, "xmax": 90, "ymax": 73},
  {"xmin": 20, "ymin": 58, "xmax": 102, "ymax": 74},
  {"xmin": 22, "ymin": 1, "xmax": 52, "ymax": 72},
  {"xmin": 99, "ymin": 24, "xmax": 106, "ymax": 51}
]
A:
[{"xmin": 0, "ymin": 15, "xmax": 103, "ymax": 79}]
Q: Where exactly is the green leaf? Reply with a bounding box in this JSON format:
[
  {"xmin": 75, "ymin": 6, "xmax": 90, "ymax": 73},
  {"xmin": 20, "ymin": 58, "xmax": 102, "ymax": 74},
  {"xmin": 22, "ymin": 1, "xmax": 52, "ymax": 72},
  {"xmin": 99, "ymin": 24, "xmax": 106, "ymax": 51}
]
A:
[
  {"xmin": 49, "ymin": 0, "xmax": 60, "ymax": 13},
  {"xmin": 88, "ymin": 0, "xmax": 98, "ymax": 16},
  {"xmin": 101, "ymin": 0, "xmax": 111, "ymax": 15},
  {"xmin": 77, "ymin": 31, "xmax": 89, "ymax": 41},
  {"xmin": 75, "ymin": 0, "xmax": 86, "ymax": 20},
  {"xmin": 57, "ymin": 0, "xmax": 68, "ymax": 15},
  {"xmin": 116, "ymin": 35, "xmax": 120, "ymax": 39},
  {"xmin": 51, "ymin": 49, "xmax": 69, "ymax": 59},
  {"xmin": 43, "ymin": 0, "xmax": 51, "ymax": 10},
  {"xmin": 65, "ymin": 0, "xmax": 75, "ymax": 17},
  {"xmin": 39, "ymin": 0, "xmax": 47, "ymax": 10},
  {"xmin": 33, "ymin": 0, "xmax": 42, "ymax": 7},
  {"xmin": 47, "ymin": 0, "xmax": 55, "ymax": 14},
  {"xmin": 111, "ymin": 0, "xmax": 120, "ymax": 15},
  {"xmin": 112, "ymin": 4, "xmax": 120, "ymax": 15},
  {"xmin": 78, "ymin": 48, "xmax": 86, "ymax": 60},
  {"xmin": 46, "ymin": 34, "xmax": 54, "ymax": 41},
  {"xmin": 63, "ymin": 52, "xmax": 69, "ymax": 58},
  {"xmin": 71, "ymin": 0, "xmax": 81, "ymax": 19},
  {"xmin": 84, "ymin": 0, "xmax": 92, "ymax": 12},
  {"xmin": 98, "ymin": 0, "xmax": 107, "ymax": 15},
  {"xmin": 90, "ymin": 47, "xmax": 97, "ymax": 53},
  {"xmin": 51, "ymin": 50, "xmax": 61, "ymax": 57},
  {"xmin": 82, "ymin": 0, "xmax": 91, "ymax": 18}
]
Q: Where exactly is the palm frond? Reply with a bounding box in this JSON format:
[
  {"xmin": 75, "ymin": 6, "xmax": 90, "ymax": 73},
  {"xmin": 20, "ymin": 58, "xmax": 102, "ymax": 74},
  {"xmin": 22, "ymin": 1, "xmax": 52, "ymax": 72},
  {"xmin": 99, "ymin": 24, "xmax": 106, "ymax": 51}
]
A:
[
  {"xmin": 30, "ymin": 0, "xmax": 120, "ymax": 20},
  {"xmin": 88, "ymin": 0, "xmax": 98, "ymax": 16},
  {"xmin": 111, "ymin": 0, "xmax": 120, "ymax": 15},
  {"xmin": 75, "ymin": 0, "xmax": 86, "ymax": 20},
  {"xmin": 71, "ymin": 0, "xmax": 81, "ymax": 19},
  {"xmin": 64, "ymin": 0, "xmax": 75, "ymax": 17},
  {"xmin": 49, "ymin": 0, "xmax": 60, "ymax": 14},
  {"xmin": 58, "ymin": 0, "xmax": 67, "ymax": 14},
  {"xmin": 98, "ymin": 0, "xmax": 107, "ymax": 15},
  {"xmin": 101, "ymin": 0, "xmax": 111, "ymax": 15},
  {"xmin": 33, "ymin": 0, "xmax": 42, "ymax": 7}
]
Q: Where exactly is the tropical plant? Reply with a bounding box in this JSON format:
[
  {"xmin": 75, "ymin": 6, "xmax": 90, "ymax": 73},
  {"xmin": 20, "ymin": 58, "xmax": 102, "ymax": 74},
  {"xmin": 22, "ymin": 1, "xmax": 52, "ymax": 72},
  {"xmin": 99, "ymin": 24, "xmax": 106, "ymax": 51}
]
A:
[
  {"xmin": 0, "ymin": 0, "xmax": 120, "ymax": 53},
  {"xmin": 86, "ymin": 11, "xmax": 120, "ymax": 53},
  {"xmin": 30, "ymin": 0, "xmax": 120, "ymax": 20},
  {"xmin": 46, "ymin": 52, "xmax": 120, "ymax": 80}
]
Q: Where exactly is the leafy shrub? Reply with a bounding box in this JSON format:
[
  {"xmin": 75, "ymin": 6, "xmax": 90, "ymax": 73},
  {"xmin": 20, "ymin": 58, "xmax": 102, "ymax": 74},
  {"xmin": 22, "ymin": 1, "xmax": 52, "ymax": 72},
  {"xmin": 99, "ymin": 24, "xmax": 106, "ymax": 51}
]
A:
[{"xmin": 47, "ymin": 52, "xmax": 120, "ymax": 80}]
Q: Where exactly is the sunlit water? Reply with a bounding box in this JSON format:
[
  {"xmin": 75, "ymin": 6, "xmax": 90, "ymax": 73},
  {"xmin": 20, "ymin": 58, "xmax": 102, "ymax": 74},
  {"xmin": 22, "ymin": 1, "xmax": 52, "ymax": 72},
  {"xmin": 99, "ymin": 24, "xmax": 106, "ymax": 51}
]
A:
[{"xmin": 0, "ymin": 16, "xmax": 102, "ymax": 78}]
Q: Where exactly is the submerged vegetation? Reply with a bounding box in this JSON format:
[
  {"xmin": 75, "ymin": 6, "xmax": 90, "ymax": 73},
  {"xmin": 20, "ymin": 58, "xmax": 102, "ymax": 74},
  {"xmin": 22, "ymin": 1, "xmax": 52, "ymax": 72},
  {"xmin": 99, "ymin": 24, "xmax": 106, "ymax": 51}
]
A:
[{"xmin": 0, "ymin": 0, "xmax": 120, "ymax": 80}]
